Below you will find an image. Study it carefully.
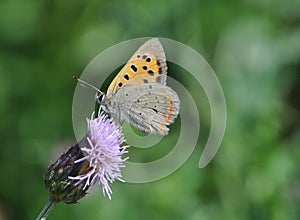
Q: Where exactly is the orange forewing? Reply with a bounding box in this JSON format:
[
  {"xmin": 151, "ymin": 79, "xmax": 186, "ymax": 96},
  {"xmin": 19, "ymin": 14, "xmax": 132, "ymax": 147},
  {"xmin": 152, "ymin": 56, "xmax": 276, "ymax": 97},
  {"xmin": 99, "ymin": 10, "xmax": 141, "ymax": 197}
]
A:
[{"xmin": 106, "ymin": 53, "xmax": 162, "ymax": 95}]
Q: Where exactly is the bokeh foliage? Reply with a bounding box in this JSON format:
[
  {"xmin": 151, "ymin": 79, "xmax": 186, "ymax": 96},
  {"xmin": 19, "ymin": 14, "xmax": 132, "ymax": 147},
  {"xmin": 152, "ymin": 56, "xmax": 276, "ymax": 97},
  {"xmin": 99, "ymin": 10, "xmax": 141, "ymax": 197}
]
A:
[{"xmin": 0, "ymin": 0, "xmax": 300, "ymax": 219}]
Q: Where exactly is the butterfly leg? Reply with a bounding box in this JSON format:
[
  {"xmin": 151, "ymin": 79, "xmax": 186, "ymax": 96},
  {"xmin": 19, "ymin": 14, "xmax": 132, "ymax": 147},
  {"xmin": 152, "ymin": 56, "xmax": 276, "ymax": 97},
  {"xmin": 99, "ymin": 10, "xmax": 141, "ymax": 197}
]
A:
[{"xmin": 94, "ymin": 103, "xmax": 102, "ymax": 118}]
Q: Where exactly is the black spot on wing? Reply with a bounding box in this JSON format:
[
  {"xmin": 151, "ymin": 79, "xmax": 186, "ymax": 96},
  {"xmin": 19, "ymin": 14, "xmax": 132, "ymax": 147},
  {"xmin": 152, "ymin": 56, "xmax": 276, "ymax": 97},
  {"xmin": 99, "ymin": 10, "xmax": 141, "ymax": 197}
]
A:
[
  {"xmin": 148, "ymin": 70, "xmax": 154, "ymax": 75},
  {"xmin": 124, "ymin": 74, "xmax": 129, "ymax": 80},
  {"xmin": 131, "ymin": 64, "xmax": 138, "ymax": 72},
  {"xmin": 151, "ymin": 108, "xmax": 158, "ymax": 113},
  {"xmin": 158, "ymin": 67, "xmax": 163, "ymax": 74}
]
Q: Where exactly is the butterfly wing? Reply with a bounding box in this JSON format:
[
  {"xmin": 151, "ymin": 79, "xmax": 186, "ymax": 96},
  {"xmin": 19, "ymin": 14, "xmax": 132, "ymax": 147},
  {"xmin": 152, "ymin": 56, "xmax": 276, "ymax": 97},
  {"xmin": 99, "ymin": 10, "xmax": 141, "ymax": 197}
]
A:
[
  {"xmin": 104, "ymin": 83, "xmax": 180, "ymax": 135},
  {"xmin": 106, "ymin": 38, "xmax": 168, "ymax": 96}
]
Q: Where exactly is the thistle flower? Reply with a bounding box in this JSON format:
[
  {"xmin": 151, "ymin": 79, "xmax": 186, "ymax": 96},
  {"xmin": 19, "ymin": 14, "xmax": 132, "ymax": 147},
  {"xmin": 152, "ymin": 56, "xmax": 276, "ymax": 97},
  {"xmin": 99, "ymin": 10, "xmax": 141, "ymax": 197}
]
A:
[
  {"xmin": 69, "ymin": 112, "xmax": 129, "ymax": 200},
  {"xmin": 37, "ymin": 112, "xmax": 129, "ymax": 219}
]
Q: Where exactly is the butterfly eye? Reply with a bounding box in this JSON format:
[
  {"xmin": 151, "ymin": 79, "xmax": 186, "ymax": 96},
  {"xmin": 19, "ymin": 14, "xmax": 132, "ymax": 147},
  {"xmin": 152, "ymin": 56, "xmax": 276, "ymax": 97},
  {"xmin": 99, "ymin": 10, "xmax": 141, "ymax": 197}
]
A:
[{"xmin": 96, "ymin": 93, "xmax": 104, "ymax": 104}]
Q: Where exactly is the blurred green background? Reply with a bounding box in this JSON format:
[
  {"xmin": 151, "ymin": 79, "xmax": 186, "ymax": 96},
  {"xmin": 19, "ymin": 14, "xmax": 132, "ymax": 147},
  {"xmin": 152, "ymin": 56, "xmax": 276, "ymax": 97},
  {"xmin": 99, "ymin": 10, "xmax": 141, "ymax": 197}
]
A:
[{"xmin": 1, "ymin": 0, "xmax": 300, "ymax": 219}]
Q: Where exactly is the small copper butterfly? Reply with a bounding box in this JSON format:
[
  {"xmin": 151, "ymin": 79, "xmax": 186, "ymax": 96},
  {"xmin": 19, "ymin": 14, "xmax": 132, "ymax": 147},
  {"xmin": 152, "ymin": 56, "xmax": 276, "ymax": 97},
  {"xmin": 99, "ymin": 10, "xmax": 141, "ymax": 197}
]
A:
[{"xmin": 76, "ymin": 38, "xmax": 180, "ymax": 135}]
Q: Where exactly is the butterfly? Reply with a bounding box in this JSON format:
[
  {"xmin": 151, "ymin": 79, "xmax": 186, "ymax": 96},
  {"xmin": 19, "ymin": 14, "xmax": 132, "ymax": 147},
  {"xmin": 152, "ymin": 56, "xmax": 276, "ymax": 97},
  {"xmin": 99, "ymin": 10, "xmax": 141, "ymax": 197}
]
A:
[{"xmin": 76, "ymin": 38, "xmax": 180, "ymax": 135}]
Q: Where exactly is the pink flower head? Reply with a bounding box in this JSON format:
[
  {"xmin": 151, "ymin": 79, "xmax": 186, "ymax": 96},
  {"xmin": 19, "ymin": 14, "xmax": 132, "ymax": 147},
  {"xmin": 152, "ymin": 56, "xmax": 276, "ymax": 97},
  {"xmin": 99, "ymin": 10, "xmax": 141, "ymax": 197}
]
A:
[{"xmin": 69, "ymin": 112, "xmax": 129, "ymax": 199}]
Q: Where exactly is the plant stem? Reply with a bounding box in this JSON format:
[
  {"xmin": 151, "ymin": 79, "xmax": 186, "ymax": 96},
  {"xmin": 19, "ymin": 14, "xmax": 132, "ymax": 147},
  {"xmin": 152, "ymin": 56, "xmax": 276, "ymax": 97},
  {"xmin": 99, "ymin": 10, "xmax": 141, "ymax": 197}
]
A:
[{"xmin": 36, "ymin": 199, "xmax": 58, "ymax": 220}]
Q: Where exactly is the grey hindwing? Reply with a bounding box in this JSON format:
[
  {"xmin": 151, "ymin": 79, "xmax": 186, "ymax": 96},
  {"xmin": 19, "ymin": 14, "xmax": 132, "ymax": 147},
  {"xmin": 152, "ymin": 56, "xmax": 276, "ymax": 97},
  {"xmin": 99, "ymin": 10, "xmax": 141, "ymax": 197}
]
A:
[{"xmin": 104, "ymin": 83, "xmax": 180, "ymax": 135}]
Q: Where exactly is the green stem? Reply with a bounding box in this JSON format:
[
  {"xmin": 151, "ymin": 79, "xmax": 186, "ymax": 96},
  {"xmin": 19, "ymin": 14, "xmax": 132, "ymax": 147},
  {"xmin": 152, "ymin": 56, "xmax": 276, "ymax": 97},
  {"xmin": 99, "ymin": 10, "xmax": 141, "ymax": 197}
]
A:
[{"xmin": 36, "ymin": 199, "xmax": 58, "ymax": 220}]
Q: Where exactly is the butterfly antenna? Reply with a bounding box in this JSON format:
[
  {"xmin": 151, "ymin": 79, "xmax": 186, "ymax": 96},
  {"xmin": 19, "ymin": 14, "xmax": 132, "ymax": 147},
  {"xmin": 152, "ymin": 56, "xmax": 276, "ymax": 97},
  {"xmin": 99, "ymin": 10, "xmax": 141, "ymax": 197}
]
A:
[{"xmin": 73, "ymin": 76, "xmax": 103, "ymax": 95}]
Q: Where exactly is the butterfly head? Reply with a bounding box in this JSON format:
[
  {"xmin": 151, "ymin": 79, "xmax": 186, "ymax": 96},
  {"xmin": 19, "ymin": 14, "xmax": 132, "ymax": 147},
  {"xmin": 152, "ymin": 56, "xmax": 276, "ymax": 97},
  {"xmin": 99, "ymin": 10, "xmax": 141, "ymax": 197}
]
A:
[{"xmin": 96, "ymin": 92, "xmax": 105, "ymax": 105}]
